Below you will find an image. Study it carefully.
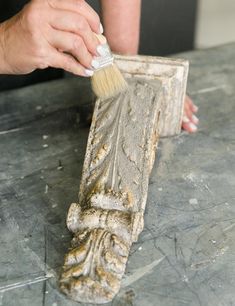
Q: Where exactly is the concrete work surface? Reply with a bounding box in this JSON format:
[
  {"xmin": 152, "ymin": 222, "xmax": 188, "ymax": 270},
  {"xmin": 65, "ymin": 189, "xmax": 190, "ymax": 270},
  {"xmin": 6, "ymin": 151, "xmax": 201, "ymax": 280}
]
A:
[{"xmin": 0, "ymin": 43, "xmax": 235, "ymax": 306}]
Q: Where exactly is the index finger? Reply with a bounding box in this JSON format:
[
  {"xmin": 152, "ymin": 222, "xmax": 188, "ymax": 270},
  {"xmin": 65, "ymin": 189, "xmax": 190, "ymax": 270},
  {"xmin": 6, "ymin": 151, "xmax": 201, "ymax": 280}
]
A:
[{"xmin": 48, "ymin": 0, "xmax": 102, "ymax": 34}]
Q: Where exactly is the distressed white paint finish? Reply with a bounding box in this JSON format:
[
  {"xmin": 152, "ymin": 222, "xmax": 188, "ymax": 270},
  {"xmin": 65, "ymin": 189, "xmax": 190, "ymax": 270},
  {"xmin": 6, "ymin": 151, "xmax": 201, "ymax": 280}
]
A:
[
  {"xmin": 60, "ymin": 56, "xmax": 189, "ymax": 303},
  {"xmin": 115, "ymin": 54, "xmax": 189, "ymax": 137},
  {"xmin": 60, "ymin": 80, "xmax": 163, "ymax": 303}
]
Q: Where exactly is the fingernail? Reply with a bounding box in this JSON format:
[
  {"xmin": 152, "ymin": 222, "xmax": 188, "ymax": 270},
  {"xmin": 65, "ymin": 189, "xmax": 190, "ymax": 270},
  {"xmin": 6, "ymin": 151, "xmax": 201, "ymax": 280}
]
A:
[
  {"xmin": 192, "ymin": 114, "xmax": 199, "ymax": 124},
  {"xmin": 95, "ymin": 34, "xmax": 107, "ymax": 45},
  {"xmin": 85, "ymin": 69, "xmax": 94, "ymax": 77},
  {"xmin": 182, "ymin": 116, "xmax": 190, "ymax": 123},
  {"xmin": 97, "ymin": 44, "xmax": 108, "ymax": 56},
  {"xmin": 189, "ymin": 122, "xmax": 197, "ymax": 132},
  {"xmin": 91, "ymin": 59, "xmax": 100, "ymax": 69},
  {"xmin": 99, "ymin": 23, "xmax": 104, "ymax": 34},
  {"xmin": 193, "ymin": 105, "xmax": 199, "ymax": 112}
]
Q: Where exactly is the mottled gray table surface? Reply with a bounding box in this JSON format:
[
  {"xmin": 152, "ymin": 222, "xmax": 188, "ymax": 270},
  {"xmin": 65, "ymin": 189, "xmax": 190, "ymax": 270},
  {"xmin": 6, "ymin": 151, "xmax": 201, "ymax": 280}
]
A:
[{"xmin": 1, "ymin": 43, "xmax": 235, "ymax": 306}]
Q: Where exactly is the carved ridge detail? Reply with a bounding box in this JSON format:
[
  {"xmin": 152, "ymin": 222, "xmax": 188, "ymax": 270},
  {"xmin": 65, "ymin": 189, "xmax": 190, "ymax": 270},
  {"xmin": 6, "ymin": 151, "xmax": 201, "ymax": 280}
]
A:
[{"xmin": 60, "ymin": 79, "xmax": 164, "ymax": 303}]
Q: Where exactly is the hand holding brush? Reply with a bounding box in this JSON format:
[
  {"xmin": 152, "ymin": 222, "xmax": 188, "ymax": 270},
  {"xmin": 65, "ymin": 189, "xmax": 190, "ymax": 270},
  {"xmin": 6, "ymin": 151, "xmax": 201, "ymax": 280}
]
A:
[{"xmin": 90, "ymin": 37, "xmax": 128, "ymax": 99}]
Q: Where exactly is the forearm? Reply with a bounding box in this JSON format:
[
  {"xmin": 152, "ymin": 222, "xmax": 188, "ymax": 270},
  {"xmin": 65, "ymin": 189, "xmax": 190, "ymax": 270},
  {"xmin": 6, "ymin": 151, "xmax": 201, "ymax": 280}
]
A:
[{"xmin": 100, "ymin": 0, "xmax": 141, "ymax": 55}]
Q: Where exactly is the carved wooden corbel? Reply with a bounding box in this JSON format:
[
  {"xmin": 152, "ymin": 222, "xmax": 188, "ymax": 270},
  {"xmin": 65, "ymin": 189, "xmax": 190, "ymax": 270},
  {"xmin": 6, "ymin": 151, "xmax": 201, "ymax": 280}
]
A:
[{"xmin": 60, "ymin": 56, "xmax": 188, "ymax": 304}]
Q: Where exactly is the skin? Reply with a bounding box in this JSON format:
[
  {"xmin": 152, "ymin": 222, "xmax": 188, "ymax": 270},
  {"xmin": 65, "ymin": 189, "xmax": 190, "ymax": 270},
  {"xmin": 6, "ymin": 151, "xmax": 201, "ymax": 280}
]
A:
[
  {"xmin": 0, "ymin": 0, "xmax": 103, "ymax": 76},
  {"xmin": 100, "ymin": 0, "xmax": 141, "ymax": 55},
  {"xmin": 0, "ymin": 0, "xmax": 198, "ymax": 131},
  {"xmin": 100, "ymin": 0, "xmax": 199, "ymax": 133}
]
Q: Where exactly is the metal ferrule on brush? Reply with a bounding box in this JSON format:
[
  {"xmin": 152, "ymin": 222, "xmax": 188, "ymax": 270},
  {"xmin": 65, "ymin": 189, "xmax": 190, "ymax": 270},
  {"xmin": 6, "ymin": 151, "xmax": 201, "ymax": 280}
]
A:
[{"xmin": 93, "ymin": 43, "xmax": 114, "ymax": 71}]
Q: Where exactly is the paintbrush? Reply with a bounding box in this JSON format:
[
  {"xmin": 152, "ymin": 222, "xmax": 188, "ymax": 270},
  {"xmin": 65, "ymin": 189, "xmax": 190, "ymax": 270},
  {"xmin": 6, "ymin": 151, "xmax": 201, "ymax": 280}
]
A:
[{"xmin": 91, "ymin": 42, "xmax": 128, "ymax": 99}]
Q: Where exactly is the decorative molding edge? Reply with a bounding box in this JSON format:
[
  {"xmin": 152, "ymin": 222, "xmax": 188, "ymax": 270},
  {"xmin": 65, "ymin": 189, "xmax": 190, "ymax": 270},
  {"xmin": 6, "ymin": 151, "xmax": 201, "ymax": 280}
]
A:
[
  {"xmin": 115, "ymin": 54, "xmax": 189, "ymax": 137},
  {"xmin": 60, "ymin": 56, "xmax": 188, "ymax": 304}
]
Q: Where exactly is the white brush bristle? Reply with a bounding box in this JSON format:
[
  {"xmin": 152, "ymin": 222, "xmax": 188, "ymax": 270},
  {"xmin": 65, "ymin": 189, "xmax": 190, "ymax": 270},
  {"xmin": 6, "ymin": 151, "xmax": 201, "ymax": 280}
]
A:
[{"xmin": 91, "ymin": 64, "xmax": 128, "ymax": 99}]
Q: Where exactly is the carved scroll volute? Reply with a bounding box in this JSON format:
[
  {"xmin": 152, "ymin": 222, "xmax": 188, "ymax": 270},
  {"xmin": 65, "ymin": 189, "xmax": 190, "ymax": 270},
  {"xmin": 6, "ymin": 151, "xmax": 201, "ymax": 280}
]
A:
[
  {"xmin": 60, "ymin": 79, "xmax": 163, "ymax": 303},
  {"xmin": 60, "ymin": 227, "xmax": 131, "ymax": 303}
]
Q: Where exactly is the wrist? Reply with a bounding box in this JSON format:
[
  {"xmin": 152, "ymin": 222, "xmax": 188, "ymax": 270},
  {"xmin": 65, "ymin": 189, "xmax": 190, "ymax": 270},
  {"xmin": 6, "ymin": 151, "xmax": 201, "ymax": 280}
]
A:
[{"xmin": 0, "ymin": 23, "xmax": 10, "ymax": 74}]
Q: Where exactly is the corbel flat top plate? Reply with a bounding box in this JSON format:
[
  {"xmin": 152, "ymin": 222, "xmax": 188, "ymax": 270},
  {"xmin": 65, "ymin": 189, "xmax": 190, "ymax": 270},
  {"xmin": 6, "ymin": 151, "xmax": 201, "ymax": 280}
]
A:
[{"xmin": 114, "ymin": 54, "xmax": 189, "ymax": 137}]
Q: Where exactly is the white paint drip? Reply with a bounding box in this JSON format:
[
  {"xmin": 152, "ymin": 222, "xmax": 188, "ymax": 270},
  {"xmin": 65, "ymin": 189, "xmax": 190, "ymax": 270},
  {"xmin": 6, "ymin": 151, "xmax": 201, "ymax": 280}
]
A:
[
  {"xmin": 0, "ymin": 127, "xmax": 24, "ymax": 136},
  {"xmin": 189, "ymin": 198, "xmax": 198, "ymax": 205},
  {"xmin": 0, "ymin": 274, "xmax": 53, "ymax": 293},
  {"xmin": 121, "ymin": 257, "xmax": 165, "ymax": 288},
  {"xmin": 45, "ymin": 184, "xmax": 49, "ymax": 194},
  {"xmin": 191, "ymin": 85, "xmax": 227, "ymax": 95}
]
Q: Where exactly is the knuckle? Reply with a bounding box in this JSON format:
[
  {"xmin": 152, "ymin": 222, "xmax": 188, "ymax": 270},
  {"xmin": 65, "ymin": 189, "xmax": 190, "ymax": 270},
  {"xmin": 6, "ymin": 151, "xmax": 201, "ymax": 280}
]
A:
[
  {"xmin": 47, "ymin": 0, "xmax": 56, "ymax": 8},
  {"xmin": 75, "ymin": 0, "xmax": 83, "ymax": 10},
  {"xmin": 82, "ymin": 54, "xmax": 92, "ymax": 68},
  {"xmin": 32, "ymin": 44, "xmax": 48, "ymax": 66},
  {"xmin": 35, "ymin": 49, "xmax": 49, "ymax": 69},
  {"xmin": 73, "ymin": 37, "xmax": 83, "ymax": 49},
  {"xmin": 64, "ymin": 57, "xmax": 75, "ymax": 72},
  {"xmin": 37, "ymin": 61, "xmax": 48, "ymax": 69},
  {"xmin": 36, "ymin": 46, "xmax": 47, "ymax": 58},
  {"xmin": 77, "ymin": 16, "xmax": 88, "ymax": 32},
  {"xmin": 91, "ymin": 11, "xmax": 100, "ymax": 30},
  {"xmin": 24, "ymin": 4, "xmax": 38, "ymax": 27},
  {"xmin": 93, "ymin": 13, "xmax": 100, "ymax": 27}
]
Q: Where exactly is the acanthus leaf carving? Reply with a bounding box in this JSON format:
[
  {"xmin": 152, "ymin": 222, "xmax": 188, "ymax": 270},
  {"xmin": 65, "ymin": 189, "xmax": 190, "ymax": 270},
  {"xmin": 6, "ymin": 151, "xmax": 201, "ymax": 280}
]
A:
[{"xmin": 60, "ymin": 79, "xmax": 165, "ymax": 303}]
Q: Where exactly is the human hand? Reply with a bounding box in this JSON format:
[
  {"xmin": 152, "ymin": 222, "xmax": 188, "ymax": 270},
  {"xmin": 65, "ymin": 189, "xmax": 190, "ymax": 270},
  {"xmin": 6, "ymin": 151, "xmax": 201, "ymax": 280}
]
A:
[
  {"xmin": 0, "ymin": 0, "xmax": 105, "ymax": 76},
  {"xmin": 182, "ymin": 95, "xmax": 199, "ymax": 133}
]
